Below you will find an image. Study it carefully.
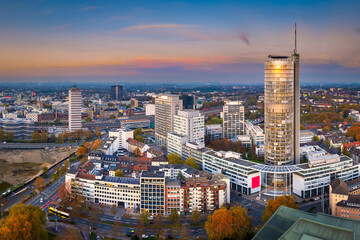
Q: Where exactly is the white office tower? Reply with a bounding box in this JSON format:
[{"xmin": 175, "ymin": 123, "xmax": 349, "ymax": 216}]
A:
[
  {"xmin": 174, "ymin": 110, "xmax": 204, "ymax": 144},
  {"xmin": 68, "ymin": 87, "xmax": 82, "ymax": 132},
  {"xmin": 155, "ymin": 94, "xmax": 183, "ymax": 148},
  {"xmin": 222, "ymin": 101, "xmax": 245, "ymax": 139},
  {"xmin": 168, "ymin": 110, "xmax": 204, "ymax": 156}
]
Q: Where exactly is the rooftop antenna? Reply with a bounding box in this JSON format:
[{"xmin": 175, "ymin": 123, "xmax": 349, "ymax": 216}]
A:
[{"xmin": 294, "ymin": 22, "xmax": 297, "ymax": 54}]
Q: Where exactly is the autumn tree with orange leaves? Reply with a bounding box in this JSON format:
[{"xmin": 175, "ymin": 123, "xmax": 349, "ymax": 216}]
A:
[
  {"xmin": 0, "ymin": 203, "xmax": 47, "ymax": 240},
  {"xmin": 34, "ymin": 176, "xmax": 45, "ymax": 190},
  {"xmin": 205, "ymin": 205, "xmax": 252, "ymax": 240},
  {"xmin": 91, "ymin": 139, "xmax": 103, "ymax": 150},
  {"xmin": 262, "ymin": 195, "xmax": 299, "ymax": 223}
]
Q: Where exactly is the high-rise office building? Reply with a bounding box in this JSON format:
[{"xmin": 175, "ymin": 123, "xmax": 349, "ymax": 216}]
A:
[
  {"xmin": 167, "ymin": 110, "xmax": 205, "ymax": 156},
  {"xmin": 110, "ymin": 85, "xmax": 123, "ymax": 101},
  {"xmin": 68, "ymin": 87, "xmax": 82, "ymax": 132},
  {"xmin": 155, "ymin": 94, "xmax": 183, "ymax": 148},
  {"xmin": 222, "ymin": 101, "xmax": 245, "ymax": 139},
  {"xmin": 264, "ymin": 28, "xmax": 300, "ymax": 165},
  {"xmin": 181, "ymin": 94, "xmax": 195, "ymax": 109}
]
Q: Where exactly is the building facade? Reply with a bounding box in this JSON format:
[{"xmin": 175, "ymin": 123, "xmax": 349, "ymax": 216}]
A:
[
  {"xmin": 222, "ymin": 101, "xmax": 244, "ymax": 139},
  {"xmin": 155, "ymin": 94, "xmax": 183, "ymax": 148},
  {"xmin": 68, "ymin": 87, "xmax": 82, "ymax": 132},
  {"xmin": 111, "ymin": 85, "xmax": 123, "ymax": 101}
]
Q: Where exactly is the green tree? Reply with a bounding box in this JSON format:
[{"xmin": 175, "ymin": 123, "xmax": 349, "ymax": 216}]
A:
[
  {"xmin": 31, "ymin": 131, "xmax": 41, "ymax": 143},
  {"xmin": 138, "ymin": 211, "xmax": 151, "ymax": 225},
  {"xmin": 0, "ymin": 129, "xmax": 4, "ymax": 141},
  {"xmin": 300, "ymin": 123, "xmax": 306, "ymax": 130},
  {"xmin": 85, "ymin": 116, "xmax": 92, "ymax": 122},
  {"xmin": 84, "ymin": 129, "xmax": 93, "ymax": 140},
  {"xmin": 184, "ymin": 157, "xmax": 200, "ymax": 170},
  {"xmin": 134, "ymin": 128, "xmax": 142, "ymax": 137},
  {"xmin": 167, "ymin": 153, "xmax": 184, "ymax": 164},
  {"xmin": 313, "ymin": 135, "xmax": 320, "ymax": 141},
  {"xmin": 115, "ymin": 169, "xmax": 124, "ymax": 177},
  {"xmin": 40, "ymin": 131, "xmax": 48, "ymax": 143},
  {"xmin": 133, "ymin": 147, "xmax": 141, "ymax": 157},
  {"xmin": 5, "ymin": 132, "xmax": 14, "ymax": 141},
  {"xmin": 134, "ymin": 135, "xmax": 144, "ymax": 143},
  {"xmin": 262, "ymin": 195, "xmax": 299, "ymax": 223},
  {"xmin": 168, "ymin": 208, "xmax": 179, "ymax": 224},
  {"xmin": 50, "ymin": 133, "xmax": 56, "ymax": 142},
  {"xmin": 191, "ymin": 208, "xmax": 201, "ymax": 225},
  {"xmin": 94, "ymin": 127, "xmax": 101, "ymax": 138}
]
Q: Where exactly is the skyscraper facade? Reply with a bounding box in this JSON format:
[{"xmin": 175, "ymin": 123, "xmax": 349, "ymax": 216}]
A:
[
  {"xmin": 222, "ymin": 101, "xmax": 245, "ymax": 139},
  {"xmin": 173, "ymin": 110, "xmax": 205, "ymax": 144},
  {"xmin": 155, "ymin": 94, "xmax": 183, "ymax": 148},
  {"xmin": 110, "ymin": 85, "xmax": 123, "ymax": 101},
  {"xmin": 264, "ymin": 54, "xmax": 300, "ymax": 165},
  {"xmin": 68, "ymin": 87, "xmax": 82, "ymax": 132}
]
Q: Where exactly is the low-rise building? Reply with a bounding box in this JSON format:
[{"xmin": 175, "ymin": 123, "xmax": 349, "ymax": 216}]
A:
[
  {"xmin": 121, "ymin": 119, "xmax": 150, "ymax": 129},
  {"xmin": 236, "ymin": 135, "xmax": 252, "ymax": 147},
  {"xmin": 181, "ymin": 142, "xmax": 211, "ymax": 169},
  {"xmin": 0, "ymin": 118, "xmax": 35, "ymax": 140},
  {"xmin": 205, "ymin": 124, "xmax": 222, "ymax": 141},
  {"xmin": 244, "ymin": 121, "xmax": 264, "ymax": 146},
  {"xmin": 300, "ymin": 130, "xmax": 314, "ymax": 144}
]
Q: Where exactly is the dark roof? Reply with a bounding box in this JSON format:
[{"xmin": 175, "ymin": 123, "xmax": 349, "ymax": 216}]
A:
[
  {"xmin": 68, "ymin": 167, "xmax": 78, "ymax": 174},
  {"xmin": 141, "ymin": 170, "xmax": 164, "ymax": 178},
  {"xmin": 101, "ymin": 176, "xmax": 139, "ymax": 185},
  {"xmin": 330, "ymin": 178, "xmax": 349, "ymax": 195},
  {"xmin": 254, "ymin": 206, "xmax": 360, "ymax": 240}
]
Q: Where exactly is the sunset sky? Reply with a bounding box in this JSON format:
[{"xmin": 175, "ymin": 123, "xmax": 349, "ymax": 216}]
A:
[{"xmin": 0, "ymin": 0, "xmax": 359, "ymax": 84}]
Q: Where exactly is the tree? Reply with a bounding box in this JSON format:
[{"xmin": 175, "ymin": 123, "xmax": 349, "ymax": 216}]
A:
[
  {"xmin": 300, "ymin": 123, "xmax": 307, "ymax": 130},
  {"xmin": 262, "ymin": 195, "xmax": 299, "ymax": 223},
  {"xmin": 184, "ymin": 157, "xmax": 200, "ymax": 170},
  {"xmin": 133, "ymin": 147, "xmax": 141, "ymax": 157},
  {"xmin": 34, "ymin": 176, "xmax": 45, "ymax": 190},
  {"xmin": 57, "ymin": 133, "xmax": 64, "ymax": 143},
  {"xmin": 109, "ymin": 114, "xmax": 116, "ymax": 119},
  {"xmin": 205, "ymin": 205, "xmax": 252, "ymax": 240},
  {"xmin": 138, "ymin": 211, "xmax": 151, "ymax": 225},
  {"xmin": 40, "ymin": 131, "xmax": 48, "ymax": 143},
  {"xmin": 345, "ymin": 116, "xmax": 354, "ymax": 123},
  {"xmin": 94, "ymin": 127, "xmax": 101, "ymax": 138},
  {"xmin": 50, "ymin": 133, "xmax": 56, "ymax": 142},
  {"xmin": 322, "ymin": 125, "xmax": 331, "ymax": 132},
  {"xmin": 31, "ymin": 131, "xmax": 41, "ymax": 143},
  {"xmin": 92, "ymin": 139, "xmax": 103, "ymax": 150},
  {"xmin": 167, "ymin": 153, "xmax": 184, "ymax": 164},
  {"xmin": 5, "ymin": 132, "xmax": 14, "ymax": 142},
  {"xmin": 313, "ymin": 135, "xmax": 320, "ymax": 141},
  {"xmin": 0, "ymin": 129, "xmax": 4, "ymax": 141},
  {"xmin": 191, "ymin": 208, "xmax": 201, "ymax": 225},
  {"xmin": 85, "ymin": 116, "xmax": 92, "ymax": 122},
  {"xmin": 72, "ymin": 129, "xmax": 83, "ymax": 140},
  {"xmin": 64, "ymin": 160, "xmax": 70, "ymax": 172},
  {"xmin": 134, "ymin": 135, "xmax": 144, "ymax": 143},
  {"xmin": 345, "ymin": 123, "xmax": 360, "ymax": 141},
  {"xmin": 343, "ymin": 146, "xmax": 351, "ymax": 157},
  {"xmin": 0, "ymin": 203, "xmax": 47, "ymax": 240},
  {"xmin": 42, "ymin": 166, "xmax": 48, "ymax": 174},
  {"xmin": 76, "ymin": 146, "xmax": 89, "ymax": 157},
  {"xmin": 168, "ymin": 208, "xmax": 179, "ymax": 224},
  {"xmin": 180, "ymin": 225, "xmax": 190, "ymax": 240},
  {"xmin": 84, "ymin": 129, "xmax": 93, "ymax": 140},
  {"xmin": 134, "ymin": 128, "xmax": 142, "ymax": 137},
  {"xmin": 115, "ymin": 169, "xmax": 124, "ymax": 177}
]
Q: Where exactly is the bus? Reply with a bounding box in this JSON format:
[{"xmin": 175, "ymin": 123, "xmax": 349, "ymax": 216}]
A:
[{"xmin": 48, "ymin": 207, "xmax": 70, "ymax": 219}]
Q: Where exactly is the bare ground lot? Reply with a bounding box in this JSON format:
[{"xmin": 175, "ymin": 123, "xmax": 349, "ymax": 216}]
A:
[{"xmin": 0, "ymin": 147, "xmax": 76, "ymax": 185}]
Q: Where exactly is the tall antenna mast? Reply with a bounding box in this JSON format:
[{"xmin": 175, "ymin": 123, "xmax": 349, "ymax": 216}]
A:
[{"xmin": 294, "ymin": 22, "xmax": 297, "ymax": 54}]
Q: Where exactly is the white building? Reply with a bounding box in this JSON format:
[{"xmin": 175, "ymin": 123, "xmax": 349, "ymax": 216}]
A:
[
  {"xmin": 300, "ymin": 130, "xmax": 314, "ymax": 144},
  {"xmin": 68, "ymin": 87, "xmax": 82, "ymax": 132},
  {"xmin": 349, "ymin": 109, "xmax": 360, "ymax": 122},
  {"xmin": 244, "ymin": 121, "xmax": 264, "ymax": 147},
  {"xmin": 237, "ymin": 135, "xmax": 252, "ymax": 147},
  {"xmin": 222, "ymin": 101, "xmax": 245, "ymax": 139},
  {"xmin": 155, "ymin": 94, "xmax": 183, "ymax": 148},
  {"xmin": 145, "ymin": 104, "xmax": 156, "ymax": 115},
  {"xmin": 174, "ymin": 110, "xmax": 204, "ymax": 144},
  {"xmin": 167, "ymin": 132, "xmax": 188, "ymax": 156},
  {"xmin": 99, "ymin": 137, "xmax": 119, "ymax": 155},
  {"xmin": 109, "ymin": 128, "xmax": 134, "ymax": 150}
]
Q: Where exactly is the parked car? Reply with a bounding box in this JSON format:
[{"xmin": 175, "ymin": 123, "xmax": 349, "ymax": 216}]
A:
[{"xmin": 40, "ymin": 198, "xmax": 43, "ymax": 203}]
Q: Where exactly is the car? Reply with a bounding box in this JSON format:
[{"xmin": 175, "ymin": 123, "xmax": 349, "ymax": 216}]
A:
[
  {"xmin": 314, "ymin": 197, "xmax": 320, "ymax": 201},
  {"xmin": 142, "ymin": 234, "xmax": 149, "ymax": 238},
  {"xmin": 67, "ymin": 206, "xmax": 73, "ymax": 211},
  {"xmin": 148, "ymin": 215, "xmax": 153, "ymax": 220},
  {"xmin": 40, "ymin": 198, "xmax": 43, "ymax": 203}
]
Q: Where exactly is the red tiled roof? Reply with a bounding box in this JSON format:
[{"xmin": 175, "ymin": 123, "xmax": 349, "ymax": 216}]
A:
[
  {"xmin": 77, "ymin": 172, "xmax": 96, "ymax": 180},
  {"xmin": 343, "ymin": 141, "xmax": 360, "ymax": 150}
]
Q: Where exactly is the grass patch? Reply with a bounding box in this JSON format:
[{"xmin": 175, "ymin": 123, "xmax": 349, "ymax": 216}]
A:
[
  {"xmin": 0, "ymin": 182, "xmax": 13, "ymax": 193},
  {"xmin": 308, "ymin": 206, "xmax": 316, "ymax": 213},
  {"xmin": 47, "ymin": 231, "xmax": 58, "ymax": 240}
]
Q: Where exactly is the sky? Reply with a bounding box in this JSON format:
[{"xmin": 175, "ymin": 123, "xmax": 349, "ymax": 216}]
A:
[{"xmin": 0, "ymin": 0, "xmax": 359, "ymax": 84}]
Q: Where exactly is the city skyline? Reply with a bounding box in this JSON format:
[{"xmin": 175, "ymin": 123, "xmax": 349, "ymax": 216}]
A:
[{"xmin": 0, "ymin": 0, "xmax": 359, "ymax": 83}]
